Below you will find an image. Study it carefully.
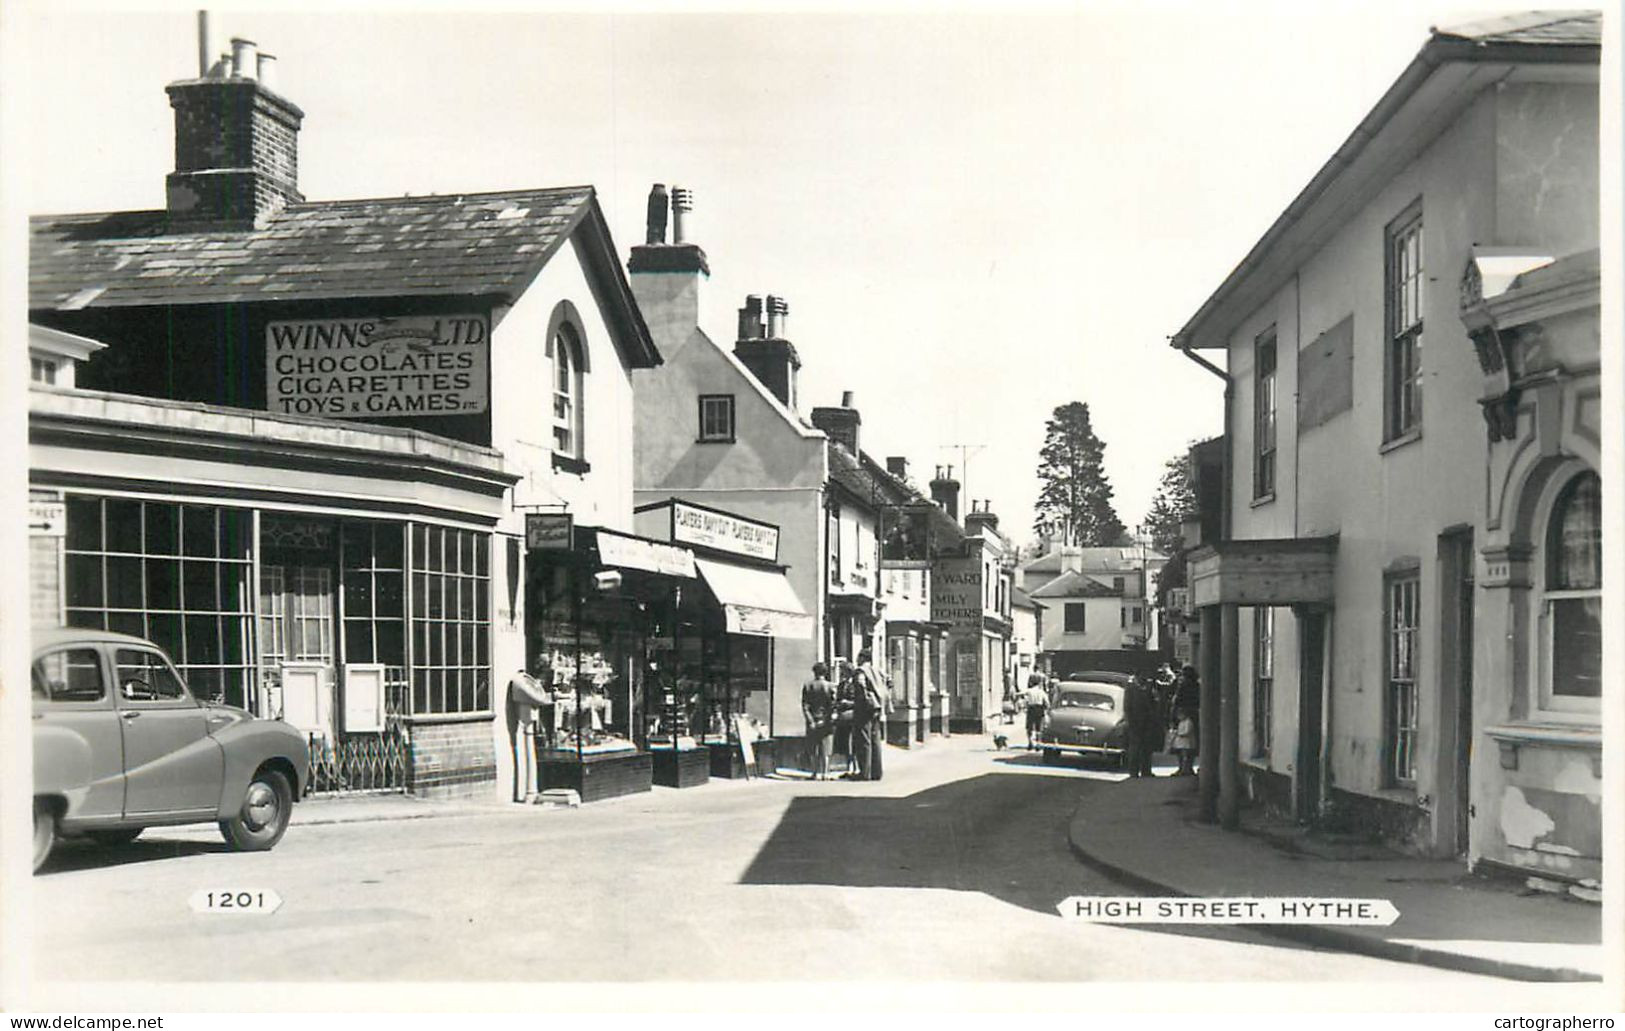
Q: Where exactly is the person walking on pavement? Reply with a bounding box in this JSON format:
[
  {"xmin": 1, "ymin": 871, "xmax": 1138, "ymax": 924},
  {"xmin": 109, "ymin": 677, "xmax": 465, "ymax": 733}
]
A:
[
  {"xmin": 1022, "ymin": 674, "xmax": 1050, "ymax": 751},
  {"xmin": 801, "ymin": 662, "xmax": 836, "ymax": 780},
  {"xmin": 852, "ymin": 648, "xmax": 888, "ymax": 781}
]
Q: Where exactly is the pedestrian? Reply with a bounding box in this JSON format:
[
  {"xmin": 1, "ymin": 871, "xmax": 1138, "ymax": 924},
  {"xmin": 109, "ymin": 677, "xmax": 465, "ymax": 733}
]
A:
[
  {"xmin": 1022, "ymin": 673, "xmax": 1050, "ymax": 751},
  {"xmin": 505, "ymin": 666, "xmax": 553, "ymax": 802},
  {"xmin": 851, "ymin": 648, "xmax": 888, "ymax": 781},
  {"xmin": 1171, "ymin": 706, "xmax": 1198, "ymax": 776},
  {"xmin": 833, "ymin": 660, "xmax": 860, "ymax": 778},
  {"xmin": 1123, "ymin": 674, "xmax": 1158, "ymax": 778},
  {"xmin": 1172, "ymin": 665, "xmax": 1201, "ymax": 771},
  {"xmin": 801, "ymin": 662, "xmax": 836, "ymax": 780}
]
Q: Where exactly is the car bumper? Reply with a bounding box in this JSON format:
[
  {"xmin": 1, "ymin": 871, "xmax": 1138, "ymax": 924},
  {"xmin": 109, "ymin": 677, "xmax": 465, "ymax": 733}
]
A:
[{"xmin": 1038, "ymin": 739, "xmax": 1123, "ymax": 757}]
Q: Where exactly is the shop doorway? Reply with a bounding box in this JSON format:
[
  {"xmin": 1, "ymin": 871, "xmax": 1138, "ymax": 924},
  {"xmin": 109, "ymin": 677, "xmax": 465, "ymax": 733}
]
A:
[
  {"xmin": 258, "ymin": 517, "xmax": 339, "ymax": 736},
  {"xmin": 1439, "ymin": 528, "xmax": 1475, "ymax": 857}
]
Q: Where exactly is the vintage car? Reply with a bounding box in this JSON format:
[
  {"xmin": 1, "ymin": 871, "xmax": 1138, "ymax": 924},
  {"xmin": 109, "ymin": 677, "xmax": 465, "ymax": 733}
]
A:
[
  {"xmin": 1037, "ymin": 673, "xmax": 1132, "ymax": 767},
  {"xmin": 32, "ymin": 627, "xmax": 310, "ymax": 872}
]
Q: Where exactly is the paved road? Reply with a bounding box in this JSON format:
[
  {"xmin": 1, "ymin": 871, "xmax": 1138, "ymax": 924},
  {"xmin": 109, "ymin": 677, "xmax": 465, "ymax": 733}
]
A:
[{"xmin": 33, "ymin": 739, "xmax": 1496, "ymax": 984}]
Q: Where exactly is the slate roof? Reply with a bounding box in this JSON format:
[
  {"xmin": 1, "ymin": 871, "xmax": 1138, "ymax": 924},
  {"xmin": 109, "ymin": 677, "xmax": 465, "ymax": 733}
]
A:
[
  {"xmin": 1434, "ymin": 11, "xmax": 1601, "ymax": 46},
  {"xmin": 1023, "ymin": 545, "xmax": 1161, "ymax": 574},
  {"xmin": 826, "ymin": 443, "xmax": 965, "ymax": 551},
  {"xmin": 33, "ymin": 186, "xmax": 590, "ymax": 306},
  {"xmin": 1012, "ymin": 587, "xmax": 1043, "ymax": 610},
  {"xmin": 1028, "ymin": 570, "xmax": 1121, "ymax": 600}
]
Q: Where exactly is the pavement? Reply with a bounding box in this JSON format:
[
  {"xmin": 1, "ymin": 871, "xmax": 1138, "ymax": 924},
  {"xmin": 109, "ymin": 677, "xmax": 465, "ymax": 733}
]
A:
[{"xmin": 1066, "ymin": 769, "xmax": 1605, "ymax": 983}]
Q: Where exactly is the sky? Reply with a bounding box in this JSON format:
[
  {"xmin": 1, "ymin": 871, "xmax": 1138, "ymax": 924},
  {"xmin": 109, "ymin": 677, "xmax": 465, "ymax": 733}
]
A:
[{"xmin": 13, "ymin": 0, "xmax": 1520, "ymax": 547}]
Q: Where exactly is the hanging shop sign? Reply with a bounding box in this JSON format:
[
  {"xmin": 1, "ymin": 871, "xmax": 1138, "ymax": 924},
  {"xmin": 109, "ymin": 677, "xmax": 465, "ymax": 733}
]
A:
[
  {"xmin": 265, "ymin": 314, "xmax": 489, "ymax": 419},
  {"xmin": 670, "ymin": 501, "xmax": 779, "ymax": 563},
  {"xmin": 931, "ymin": 557, "xmax": 984, "ymax": 630},
  {"xmin": 596, "ymin": 530, "xmax": 697, "ymax": 578},
  {"xmin": 526, "ymin": 513, "xmax": 574, "ymax": 551}
]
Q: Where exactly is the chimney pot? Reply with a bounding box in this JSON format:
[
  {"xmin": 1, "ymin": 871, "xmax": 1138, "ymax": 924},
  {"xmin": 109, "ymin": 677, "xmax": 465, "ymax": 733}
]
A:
[
  {"xmin": 670, "ymin": 186, "xmax": 693, "ymax": 244},
  {"xmin": 256, "ymin": 52, "xmax": 278, "ymax": 91},
  {"xmin": 841, "ymin": 389, "xmax": 854, "ymax": 408},
  {"xmin": 765, "ymin": 294, "xmax": 788, "ymax": 338},
  {"xmin": 197, "ymin": 11, "xmax": 213, "ymax": 78},
  {"xmin": 230, "ymin": 37, "xmax": 258, "ymax": 79},
  {"xmin": 645, "ymin": 183, "xmax": 669, "ymax": 245}
]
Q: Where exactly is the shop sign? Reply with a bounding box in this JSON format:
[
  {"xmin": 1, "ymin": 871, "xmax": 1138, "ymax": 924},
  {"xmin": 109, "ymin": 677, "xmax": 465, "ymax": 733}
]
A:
[
  {"xmin": 671, "ymin": 501, "xmax": 779, "ymax": 562},
  {"xmin": 265, "ymin": 314, "xmax": 489, "ymax": 419},
  {"xmin": 28, "ymin": 501, "xmax": 66, "ymax": 537},
  {"xmin": 881, "ymin": 506, "xmax": 932, "ymax": 565},
  {"xmin": 526, "ymin": 513, "xmax": 574, "ymax": 551},
  {"xmin": 931, "ymin": 557, "xmax": 983, "ymax": 629},
  {"xmin": 597, "ymin": 530, "xmax": 696, "ymax": 578}
]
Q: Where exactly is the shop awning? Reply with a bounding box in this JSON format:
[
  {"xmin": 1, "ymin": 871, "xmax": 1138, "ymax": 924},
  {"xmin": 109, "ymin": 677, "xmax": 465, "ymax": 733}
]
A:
[{"xmin": 694, "ymin": 557, "xmax": 814, "ymax": 639}]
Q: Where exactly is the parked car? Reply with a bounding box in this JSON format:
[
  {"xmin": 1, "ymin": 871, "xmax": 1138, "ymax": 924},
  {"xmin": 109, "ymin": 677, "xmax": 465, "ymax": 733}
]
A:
[
  {"xmin": 31, "ymin": 627, "xmax": 310, "ymax": 872},
  {"xmin": 1037, "ymin": 673, "xmax": 1132, "ymax": 767}
]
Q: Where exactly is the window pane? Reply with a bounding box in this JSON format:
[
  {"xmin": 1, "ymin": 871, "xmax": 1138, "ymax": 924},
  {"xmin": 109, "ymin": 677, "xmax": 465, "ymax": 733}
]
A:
[
  {"xmin": 186, "ymin": 615, "xmax": 221, "ymax": 664},
  {"xmin": 345, "ymin": 620, "xmax": 375, "ymax": 664},
  {"xmin": 144, "ymin": 504, "xmax": 180, "ymax": 555},
  {"xmin": 148, "ymin": 611, "xmax": 184, "ymax": 658},
  {"xmin": 426, "ymin": 574, "xmax": 444, "ymax": 619},
  {"xmin": 221, "ymin": 618, "xmax": 247, "ymax": 664},
  {"xmin": 188, "ymin": 667, "xmax": 223, "ymax": 704},
  {"xmin": 181, "ymin": 506, "xmax": 217, "ymax": 556},
  {"xmin": 376, "ymin": 525, "xmax": 404, "ymax": 570},
  {"xmin": 459, "ymin": 532, "xmax": 474, "ymax": 575},
  {"xmin": 1551, "ymin": 474, "xmax": 1601, "ymax": 589},
  {"xmin": 66, "ymin": 609, "xmax": 106, "ymax": 631},
  {"xmin": 66, "ymin": 554, "xmax": 103, "ymax": 608},
  {"xmin": 219, "ymin": 564, "xmax": 250, "ymax": 613},
  {"xmin": 146, "ymin": 558, "xmax": 180, "ymax": 610},
  {"xmin": 65, "ymin": 496, "xmax": 102, "ymax": 552},
  {"xmin": 342, "ymin": 523, "xmax": 371, "ymax": 565},
  {"xmin": 106, "ymin": 556, "xmax": 144, "ymax": 609},
  {"xmin": 343, "ymin": 571, "xmax": 373, "ymax": 618},
  {"xmin": 413, "ymin": 572, "xmax": 428, "ymax": 618},
  {"xmin": 474, "ymin": 535, "xmax": 489, "ymax": 577},
  {"xmin": 1552, "ymin": 597, "xmax": 1602, "ymax": 697},
  {"xmin": 104, "ymin": 499, "xmax": 142, "ymax": 553},
  {"xmin": 219, "ymin": 509, "xmax": 252, "ymax": 559},
  {"xmin": 183, "ymin": 560, "xmax": 218, "ymax": 612},
  {"xmin": 377, "ymin": 620, "xmax": 405, "ymax": 666},
  {"xmin": 412, "ymin": 524, "xmax": 426, "ymax": 569},
  {"xmin": 375, "ymin": 572, "xmax": 403, "ymax": 618},
  {"xmin": 412, "ymin": 668, "xmax": 428, "ymax": 714}
]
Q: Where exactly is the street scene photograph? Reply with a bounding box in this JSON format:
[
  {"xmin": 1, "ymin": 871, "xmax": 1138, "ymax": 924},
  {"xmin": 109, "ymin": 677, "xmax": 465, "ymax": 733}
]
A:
[{"xmin": 2, "ymin": 0, "xmax": 1619, "ymax": 1019}]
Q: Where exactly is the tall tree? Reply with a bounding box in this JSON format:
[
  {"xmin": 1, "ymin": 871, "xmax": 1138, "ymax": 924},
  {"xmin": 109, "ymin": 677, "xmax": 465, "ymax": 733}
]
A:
[
  {"xmin": 1033, "ymin": 401, "xmax": 1126, "ymax": 546},
  {"xmin": 1142, "ymin": 448, "xmax": 1198, "ymax": 559}
]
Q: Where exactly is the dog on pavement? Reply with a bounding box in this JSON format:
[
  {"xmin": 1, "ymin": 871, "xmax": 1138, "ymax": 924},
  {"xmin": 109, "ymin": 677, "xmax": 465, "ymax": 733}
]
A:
[{"xmin": 992, "ymin": 733, "xmax": 1009, "ymax": 750}]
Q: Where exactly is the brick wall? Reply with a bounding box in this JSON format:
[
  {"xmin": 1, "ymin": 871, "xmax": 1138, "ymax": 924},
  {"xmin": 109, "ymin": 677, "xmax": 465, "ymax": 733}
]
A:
[
  {"xmin": 408, "ymin": 719, "xmax": 497, "ymax": 799},
  {"xmin": 30, "ymin": 536, "xmax": 61, "ymax": 630},
  {"xmin": 165, "ymin": 78, "xmax": 303, "ymax": 224}
]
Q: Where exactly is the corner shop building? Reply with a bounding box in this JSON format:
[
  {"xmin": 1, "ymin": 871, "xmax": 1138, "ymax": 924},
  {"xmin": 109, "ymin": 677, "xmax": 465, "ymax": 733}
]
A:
[{"xmin": 28, "ymin": 53, "xmax": 661, "ymax": 797}]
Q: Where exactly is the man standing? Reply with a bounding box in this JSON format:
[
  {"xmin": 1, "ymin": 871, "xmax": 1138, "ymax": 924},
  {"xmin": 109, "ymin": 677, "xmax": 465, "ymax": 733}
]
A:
[
  {"xmin": 506, "ymin": 666, "xmax": 554, "ymax": 802},
  {"xmin": 853, "ymin": 648, "xmax": 889, "ymax": 780},
  {"xmin": 1023, "ymin": 674, "xmax": 1050, "ymax": 751},
  {"xmin": 1123, "ymin": 675, "xmax": 1157, "ymax": 778}
]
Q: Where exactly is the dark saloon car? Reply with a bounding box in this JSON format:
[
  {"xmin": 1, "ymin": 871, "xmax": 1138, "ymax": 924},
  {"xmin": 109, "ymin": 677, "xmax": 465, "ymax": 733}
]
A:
[
  {"xmin": 1037, "ymin": 673, "xmax": 1133, "ymax": 767},
  {"xmin": 32, "ymin": 627, "xmax": 310, "ymax": 872}
]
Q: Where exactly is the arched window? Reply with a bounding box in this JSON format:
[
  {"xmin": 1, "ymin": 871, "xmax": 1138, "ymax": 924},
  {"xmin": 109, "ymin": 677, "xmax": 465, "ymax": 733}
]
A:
[
  {"xmin": 551, "ymin": 324, "xmax": 584, "ymax": 460},
  {"xmin": 1544, "ymin": 471, "xmax": 1601, "ymax": 700}
]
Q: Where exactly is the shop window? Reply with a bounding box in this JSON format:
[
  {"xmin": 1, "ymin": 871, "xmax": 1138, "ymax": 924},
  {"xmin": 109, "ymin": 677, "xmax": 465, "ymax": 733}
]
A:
[
  {"xmin": 63, "ymin": 497, "xmax": 254, "ymax": 708},
  {"xmin": 1254, "ymin": 329, "xmax": 1277, "ymax": 498},
  {"xmin": 1543, "ymin": 471, "xmax": 1601, "ymax": 702},
  {"xmin": 698, "ymin": 394, "xmax": 735, "ymax": 442},
  {"xmin": 1064, "ymin": 603, "xmax": 1085, "ymax": 633},
  {"xmin": 551, "ymin": 323, "xmax": 585, "ymax": 462},
  {"xmin": 410, "ymin": 525, "xmax": 491, "ymax": 715},
  {"xmin": 340, "ymin": 522, "xmax": 407, "ymax": 695},
  {"xmin": 1385, "ymin": 573, "xmax": 1419, "ymax": 785},
  {"xmin": 1253, "ymin": 607, "xmax": 1274, "ymax": 758},
  {"xmin": 1385, "ymin": 204, "xmax": 1424, "ymax": 441}
]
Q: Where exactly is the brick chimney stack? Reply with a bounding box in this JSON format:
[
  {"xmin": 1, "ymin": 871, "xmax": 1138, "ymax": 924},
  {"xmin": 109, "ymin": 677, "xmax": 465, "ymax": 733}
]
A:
[
  {"xmin": 734, "ymin": 293, "xmax": 801, "ymax": 411},
  {"xmin": 930, "ymin": 465, "xmax": 961, "ymax": 522},
  {"xmin": 964, "ymin": 499, "xmax": 1000, "ymax": 534},
  {"xmin": 886, "ymin": 456, "xmax": 909, "ymax": 483},
  {"xmin": 165, "ymin": 30, "xmax": 304, "ymax": 228},
  {"xmin": 810, "ymin": 391, "xmax": 860, "ymax": 455},
  {"xmin": 627, "ymin": 182, "xmax": 711, "ymax": 353}
]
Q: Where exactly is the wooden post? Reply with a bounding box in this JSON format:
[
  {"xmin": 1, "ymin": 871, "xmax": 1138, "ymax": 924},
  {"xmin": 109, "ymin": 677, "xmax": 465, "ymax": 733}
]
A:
[
  {"xmin": 1219, "ymin": 603, "xmax": 1241, "ymax": 830},
  {"xmin": 1198, "ymin": 604, "xmax": 1222, "ymax": 823}
]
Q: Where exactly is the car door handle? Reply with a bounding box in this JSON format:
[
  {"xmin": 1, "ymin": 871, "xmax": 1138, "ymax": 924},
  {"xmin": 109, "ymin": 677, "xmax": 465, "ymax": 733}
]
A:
[{"xmin": 121, "ymin": 711, "xmax": 141, "ymax": 720}]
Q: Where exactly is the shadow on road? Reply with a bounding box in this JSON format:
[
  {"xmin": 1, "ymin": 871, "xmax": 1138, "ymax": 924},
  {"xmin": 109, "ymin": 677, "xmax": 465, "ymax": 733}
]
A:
[
  {"xmin": 738, "ymin": 771, "xmax": 1348, "ymax": 956},
  {"xmin": 39, "ymin": 835, "xmax": 233, "ymax": 876}
]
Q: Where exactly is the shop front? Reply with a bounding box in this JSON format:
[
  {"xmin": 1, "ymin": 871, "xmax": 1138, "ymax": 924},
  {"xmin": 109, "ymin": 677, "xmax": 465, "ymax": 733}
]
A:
[
  {"xmin": 634, "ymin": 499, "xmax": 813, "ymax": 776},
  {"xmin": 29, "ymin": 387, "xmax": 515, "ymax": 797},
  {"xmin": 882, "ymin": 620, "xmax": 950, "ymax": 746}
]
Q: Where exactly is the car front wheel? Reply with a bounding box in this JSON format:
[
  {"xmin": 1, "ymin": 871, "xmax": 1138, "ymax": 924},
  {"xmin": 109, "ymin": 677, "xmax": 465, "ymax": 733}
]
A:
[
  {"xmin": 33, "ymin": 799, "xmax": 56, "ymax": 873},
  {"xmin": 220, "ymin": 769, "xmax": 293, "ymax": 852}
]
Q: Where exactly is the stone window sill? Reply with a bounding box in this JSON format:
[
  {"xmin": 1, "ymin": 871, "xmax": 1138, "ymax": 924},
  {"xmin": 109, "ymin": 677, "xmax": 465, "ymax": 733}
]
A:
[
  {"xmin": 1250, "ymin": 492, "xmax": 1276, "ymax": 509},
  {"xmin": 1485, "ymin": 722, "xmax": 1602, "ymax": 776},
  {"xmin": 552, "ymin": 453, "xmax": 591, "ymax": 475},
  {"xmin": 1379, "ymin": 428, "xmax": 1423, "ymax": 455}
]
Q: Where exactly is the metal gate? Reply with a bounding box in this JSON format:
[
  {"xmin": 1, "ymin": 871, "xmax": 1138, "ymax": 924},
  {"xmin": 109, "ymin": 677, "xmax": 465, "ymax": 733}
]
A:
[{"xmin": 304, "ymin": 668, "xmax": 411, "ymax": 794}]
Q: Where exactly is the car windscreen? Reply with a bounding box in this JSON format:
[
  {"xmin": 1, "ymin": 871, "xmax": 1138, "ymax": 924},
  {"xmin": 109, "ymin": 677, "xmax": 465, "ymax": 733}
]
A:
[{"xmin": 1056, "ymin": 689, "xmax": 1116, "ymax": 711}]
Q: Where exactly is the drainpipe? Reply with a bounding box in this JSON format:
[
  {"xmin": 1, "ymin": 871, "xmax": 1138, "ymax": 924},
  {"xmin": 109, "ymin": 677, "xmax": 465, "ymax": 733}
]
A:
[{"xmin": 1177, "ymin": 342, "xmax": 1235, "ymax": 826}]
